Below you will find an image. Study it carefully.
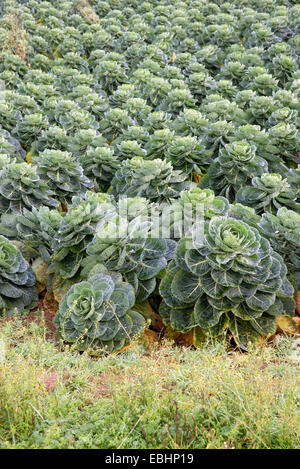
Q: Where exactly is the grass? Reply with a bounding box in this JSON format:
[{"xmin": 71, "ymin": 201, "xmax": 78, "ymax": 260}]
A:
[{"xmin": 0, "ymin": 313, "xmax": 299, "ymax": 449}]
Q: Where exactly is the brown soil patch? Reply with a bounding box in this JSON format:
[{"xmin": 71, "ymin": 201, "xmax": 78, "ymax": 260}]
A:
[
  {"xmin": 88, "ymin": 374, "xmax": 113, "ymax": 397},
  {"xmin": 86, "ymin": 372, "xmax": 125, "ymax": 399},
  {"xmin": 42, "ymin": 370, "xmax": 60, "ymax": 392},
  {"xmin": 37, "ymin": 369, "xmax": 72, "ymax": 392},
  {"xmin": 25, "ymin": 290, "xmax": 59, "ymax": 341}
]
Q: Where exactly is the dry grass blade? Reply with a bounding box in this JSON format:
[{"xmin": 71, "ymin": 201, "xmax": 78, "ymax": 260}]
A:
[{"xmin": 117, "ymin": 414, "xmax": 144, "ymax": 449}]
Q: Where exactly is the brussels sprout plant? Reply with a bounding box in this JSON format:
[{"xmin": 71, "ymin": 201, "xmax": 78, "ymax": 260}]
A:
[
  {"xmin": 111, "ymin": 157, "xmax": 192, "ymax": 203},
  {"xmin": 33, "ymin": 150, "xmax": 93, "ymax": 205},
  {"xmin": 84, "ymin": 209, "xmax": 176, "ymax": 303},
  {"xmin": 260, "ymin": 208, "xmax": 300, "ymax": 284},
  {"xmin": 201, "ymin": 141, "xmax": 268, "ymax": 201},
  {"xmin": 237, "ymin": 173, "xmax": 300, "ymax": 214},
  {"xmin": 0, "ymin": 162, "xmax": 59, "ymax": 215}
]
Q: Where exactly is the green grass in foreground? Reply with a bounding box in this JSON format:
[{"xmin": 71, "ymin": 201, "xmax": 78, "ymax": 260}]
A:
[{"xmin": 0, "ymin": 313, "xmax": 299, "ymax": 449}]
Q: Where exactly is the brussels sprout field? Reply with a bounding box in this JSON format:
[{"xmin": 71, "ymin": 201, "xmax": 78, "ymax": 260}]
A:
[{"xmin": 0, "ymin": 0, "xmax": 299, "ymax": 355}]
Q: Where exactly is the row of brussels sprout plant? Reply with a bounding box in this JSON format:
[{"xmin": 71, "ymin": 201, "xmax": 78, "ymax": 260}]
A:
[{"xmin": 0, "ymin": 0, "xmax": 299, "ymax": 354}]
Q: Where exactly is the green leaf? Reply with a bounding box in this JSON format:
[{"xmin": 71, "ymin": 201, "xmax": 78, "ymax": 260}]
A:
[
  {"xmin": 185, "ymin": 248, "xmax": 211, "ymax": 276},
  {"xmin": 246, "ymin": 291, "xmax": 276, "ymax": 312},
  {"xmin": 136, "ymin": 256, "xmax": 167, "ymax": 281},
  {"xmin": 194, "ymin": 296, "xmax": 224, "ymax": 328},
  {"xmin": 136, "ymin": 278, "xmax": 156, "ymax": 303},
  {"xmin": 174, "ymin": 239, "xmax": 191, "ymax": 272},
  {"xmin": 0, "ymin": 282, "xmax": 24, "ymax": 299},
  {"xmin": 159, "ymin": 300, "xmax": 195, "ymax": 332},
  {"xmin": 250, "ymin": 315, "xmax": 277, "ymax": 336},
  {"xmin": 200, "ymin": 273, "xmax": 227, "ymax": 299},
  {"xmin": 171, "ymin": 269, "xmax": 202, "ymax": 303},
  {"xmin": 229, "ymin": 317, "xmax": 262, "ymax": 350},
  {"xmin": 211, "ymin": 269, "xmax": 242, "ymax": 287},
  {"xmin": 233, "ymin": 303, "xmax": 263, "ymax": 320},
  {"xmin": 110, "ymin": 282, "xmax": 135, "ymax": 314},
  {"xmin": 128, "ymin": 309, "xmax": 146, "ymax": 337},
  {"xmin": 226, "ymin": 283, "xmax": 257, "ymax": 302},
  {"xmin": 159, "ymin": 263, "xmax": 189, "ymax": 309},
  {"xmin": 207, "ymin": 295, "xmax": 235, "ymax": 312},
  {"xmin": 202, "ymin": 313, "xmax": 230, "ymax": 338}
]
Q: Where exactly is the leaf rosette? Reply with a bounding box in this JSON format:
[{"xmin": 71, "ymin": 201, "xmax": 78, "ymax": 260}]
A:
[
  {"xmin": 237, "ymin": 173, "xmax": 299, "ymax": 214},
  {"xmin": 51, "ymin": 192, "xmax": 116, "ymax": 279},
  {"xmin": 160, "ymin": 216, "xmax": 295, "ymax": 348},
  {"xmin": 0, "ymin": 235, "xmax": 37, "ymax": 316},
  {"xmin": 259, "ymin": 207, "xmax": 300, "ymax": 281},
  {"xmin": 33, "ymin": 150, "xmax": 93, "ymax": 205},
  {"xmin": 201, "ymin": 141, "xmax": 268, "ymax": 201},
  {"xmin": 84, "ymin": 213, "xmax": 176, "ymax": 303},
  {"xmin": 0, "ymin": 162, "xmax": 59, "ymax": 215},
  {"xmin": 54, "ymin": 273, "xmax": 145, "ymax": 355},
  {"xmin": 111, "ymin": 157, "xmax": 191, "ymax": 204}
]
